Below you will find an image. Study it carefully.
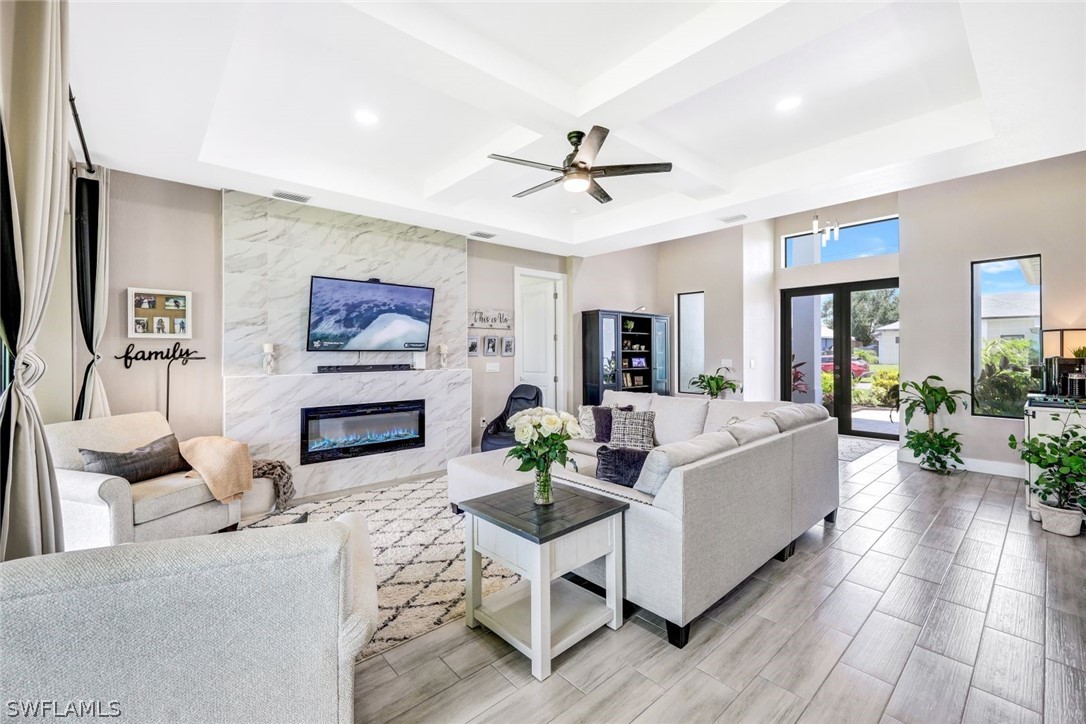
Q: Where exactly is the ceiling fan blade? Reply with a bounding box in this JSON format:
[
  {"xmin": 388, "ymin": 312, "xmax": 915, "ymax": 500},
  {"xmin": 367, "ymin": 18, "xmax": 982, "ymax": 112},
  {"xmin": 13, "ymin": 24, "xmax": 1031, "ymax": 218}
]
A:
[
  {"xmin": 586, "ymin": 180, "xmax": 612, "ymax": 204},
  {"xmin": 572, "ymin": 126, "xmax": 609, "ymax": 167},
  {"xmin": 591, "ymin": 162, "xmax": 673, "ymax": 178},
  {"xmin": 488, "ymin": 154, "xmax": 564, "ymax": 173},
  {"xmin": 513, "ymin": 176, "xmax": 563, "ymax": 198}
]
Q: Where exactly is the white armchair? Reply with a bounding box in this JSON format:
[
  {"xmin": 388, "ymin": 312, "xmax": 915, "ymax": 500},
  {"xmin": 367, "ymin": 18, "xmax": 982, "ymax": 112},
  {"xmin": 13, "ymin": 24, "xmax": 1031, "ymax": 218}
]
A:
[
  {"xmin": 45, "ymin": 412, "xmax": 276, "ymax": 550},
  {"xmin": 0, "ymin": 513, "xmax": 378, "ymax": 723}
]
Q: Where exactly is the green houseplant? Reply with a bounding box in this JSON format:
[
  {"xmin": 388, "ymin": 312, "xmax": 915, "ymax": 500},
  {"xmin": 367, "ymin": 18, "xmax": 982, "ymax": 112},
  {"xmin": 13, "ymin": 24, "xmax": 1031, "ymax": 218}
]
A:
[
  {"xmin": 1072, "ymin": 346, "xmax": 1086, "ymax": 359},
  {"xmin": 689, "ymin": 367, "xmax": 741, "ymax": 399},
  {"xmin": 1009, "ymin": 410, "xmax": 1086, "ymax": 536},
  {"xmin": 897, "ymin": 375, "xmax": 970, "ymax": 474},
  {"xmin": 505, "ymin": 407, "xmax": 580, "ymax": 505}
]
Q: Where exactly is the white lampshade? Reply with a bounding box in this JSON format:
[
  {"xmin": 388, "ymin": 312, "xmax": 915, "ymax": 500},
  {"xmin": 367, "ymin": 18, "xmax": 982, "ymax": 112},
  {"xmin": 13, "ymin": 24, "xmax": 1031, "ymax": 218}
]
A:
[{"xmin": 563, "ymin": 170, "xmax": 591, "ymax": 193}]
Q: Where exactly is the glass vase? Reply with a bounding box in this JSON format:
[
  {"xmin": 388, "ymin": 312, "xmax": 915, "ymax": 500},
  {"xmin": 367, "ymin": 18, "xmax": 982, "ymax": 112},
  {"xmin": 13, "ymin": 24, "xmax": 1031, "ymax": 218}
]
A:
[{"xmin": 534, "ymin": 466, "xmax": 553, "ymax": 506}]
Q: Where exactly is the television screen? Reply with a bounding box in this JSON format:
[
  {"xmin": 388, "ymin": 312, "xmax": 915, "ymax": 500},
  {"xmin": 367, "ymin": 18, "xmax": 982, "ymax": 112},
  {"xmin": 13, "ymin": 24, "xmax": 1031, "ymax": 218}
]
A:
[{"xmin": 306, "ymin": 276, "xmax": 435, "ymax": 352}]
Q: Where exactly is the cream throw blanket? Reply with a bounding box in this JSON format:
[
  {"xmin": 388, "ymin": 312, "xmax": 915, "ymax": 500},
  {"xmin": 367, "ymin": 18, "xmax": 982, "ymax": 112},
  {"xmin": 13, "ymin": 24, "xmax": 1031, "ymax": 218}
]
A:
[{"xmin": 180, "ymin": 436, "xmax": 253, "ymax": 504}]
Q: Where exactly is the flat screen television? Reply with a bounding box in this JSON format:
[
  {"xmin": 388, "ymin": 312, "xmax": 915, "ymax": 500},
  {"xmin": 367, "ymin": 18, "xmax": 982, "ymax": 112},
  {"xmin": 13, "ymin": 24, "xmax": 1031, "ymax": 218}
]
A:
[{"xmin": 306, "ymin": 275, "xmax": 435, "ymax": 352}]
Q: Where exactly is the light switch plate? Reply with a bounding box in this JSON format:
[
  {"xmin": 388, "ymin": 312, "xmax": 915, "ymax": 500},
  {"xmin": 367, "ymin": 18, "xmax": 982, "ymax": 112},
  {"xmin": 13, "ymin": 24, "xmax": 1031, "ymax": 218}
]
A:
[{"xmin": 486, "ymin": 362, "xmax": 500, "ymax": 373}]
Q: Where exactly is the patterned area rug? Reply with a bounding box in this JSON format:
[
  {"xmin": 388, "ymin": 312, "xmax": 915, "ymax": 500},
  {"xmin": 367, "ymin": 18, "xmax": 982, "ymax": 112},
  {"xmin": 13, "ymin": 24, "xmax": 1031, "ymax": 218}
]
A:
[
  {"xmin": 244, "ymin": 477, "xmax": 518, "ymax": 659},
  {"xmin": 838, "ymin": 436, "xmax": 886, "ymax": 462}
]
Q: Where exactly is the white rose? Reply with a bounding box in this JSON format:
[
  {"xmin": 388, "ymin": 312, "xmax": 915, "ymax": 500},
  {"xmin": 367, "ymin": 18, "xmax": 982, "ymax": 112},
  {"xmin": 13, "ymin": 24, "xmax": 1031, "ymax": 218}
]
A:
[
  {"xmin": 565, "ymin": 420, "xmax": 582, "ymax": 438},
  {"xmin": 514, "ymin": 421, "xmax": 536, "ymax": 444},
  {"xmin": 540, "ymin": 414, "xmax": 562, "ymax": 436},
  {"xmin": 559, "ymin": 411, "xmax": 577, "ymax": 424},
  {"xmin": 507, "ymin": 410, "xmax": 524, "ymax": 428}
]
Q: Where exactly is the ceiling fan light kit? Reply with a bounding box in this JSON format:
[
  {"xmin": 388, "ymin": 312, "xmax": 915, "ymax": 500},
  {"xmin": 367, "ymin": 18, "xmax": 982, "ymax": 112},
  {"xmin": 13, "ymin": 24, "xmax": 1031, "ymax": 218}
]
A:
[{"xmin": 488, "ymin": 125, "xmax": 672, "ymax": 204}]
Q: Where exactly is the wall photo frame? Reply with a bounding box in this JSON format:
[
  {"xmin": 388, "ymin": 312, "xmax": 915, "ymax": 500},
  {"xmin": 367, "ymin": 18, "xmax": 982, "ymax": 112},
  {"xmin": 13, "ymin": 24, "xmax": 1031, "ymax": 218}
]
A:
[
  {"xmin": 467, "ymin": 336, "xmax": 480, "ymax": 357},
  {"xmin": 501, "ymin": 336, "xmax": 515, "ymax": 357},
  {"xmin": 483, "ymin": 336, "xmax": 499, "ymax": 356},
  {"xmin": 128, "ymin": 288, "xmax": 192, "ymax": 339}
]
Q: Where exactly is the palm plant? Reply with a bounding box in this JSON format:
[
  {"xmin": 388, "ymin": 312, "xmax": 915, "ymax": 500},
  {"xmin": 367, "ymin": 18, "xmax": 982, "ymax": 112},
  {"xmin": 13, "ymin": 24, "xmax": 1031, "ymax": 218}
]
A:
[
  {"xmin": 689, "ymin": 367, "xmax": 741, "ymax": 399},
  {"xmin": 897, "ymin": 375, "xmax": 970, "ymax": 474}
]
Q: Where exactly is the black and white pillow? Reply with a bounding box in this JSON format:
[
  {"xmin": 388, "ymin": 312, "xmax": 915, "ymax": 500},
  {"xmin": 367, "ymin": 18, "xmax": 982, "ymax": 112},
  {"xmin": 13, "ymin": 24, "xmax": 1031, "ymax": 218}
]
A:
[
  {"xmin": 79, "ymin": 434, "xmax": 184, "ymax": 484},
  {"xmin": 596, "ymin": 445, "xmax": 650, "ymax": 488},
  {"xmin": 610, "ymin": 409, "xmax": 656, "ymax": 451}
]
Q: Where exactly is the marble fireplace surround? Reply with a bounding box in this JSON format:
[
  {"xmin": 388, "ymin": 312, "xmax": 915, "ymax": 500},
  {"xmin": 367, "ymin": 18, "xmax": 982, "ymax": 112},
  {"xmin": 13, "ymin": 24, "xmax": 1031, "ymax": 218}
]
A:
[{"xmin": 221, "ymin": 191, "xmax": 472, "ymax": 498}]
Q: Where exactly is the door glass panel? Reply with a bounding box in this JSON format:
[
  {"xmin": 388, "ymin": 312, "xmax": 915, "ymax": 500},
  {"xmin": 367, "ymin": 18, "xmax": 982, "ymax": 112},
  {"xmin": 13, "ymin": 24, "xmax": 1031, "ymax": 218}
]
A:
[
  {"xmin": 601, "ymin": 315, "xmax": 616, "ymax": 386},
  {"xmin": 850, "ymin": 288, "xmax": 900, "ymax": 435},
  {"xmin": 788, "ymin": 293, "xmax": 834, "ymax": 414},
  {"xmin": 677, "ymin": 292, "xmax": 705, "ymax": 393}
]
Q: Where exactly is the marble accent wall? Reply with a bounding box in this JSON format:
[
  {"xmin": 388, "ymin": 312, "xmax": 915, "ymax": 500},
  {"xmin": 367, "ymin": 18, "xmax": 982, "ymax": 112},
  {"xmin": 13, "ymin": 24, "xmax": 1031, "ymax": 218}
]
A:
[
  {"xmin": 223, "ymin": 369, "xmax": 471, "ymax": 498},
  {"xmin": 222, "ymin": 190, "xmax": 467, "ymax": 376},
  {"xmin": 222, "ymin": 191, "xmax": 471, "ymax": 497}
]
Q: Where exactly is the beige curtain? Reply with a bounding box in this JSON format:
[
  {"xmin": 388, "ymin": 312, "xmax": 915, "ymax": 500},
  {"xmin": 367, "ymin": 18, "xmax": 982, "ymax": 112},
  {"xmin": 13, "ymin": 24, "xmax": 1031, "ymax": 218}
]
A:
[{"xmin": 0, "ymin": 0, "xmax": 68, "ymax": 559}]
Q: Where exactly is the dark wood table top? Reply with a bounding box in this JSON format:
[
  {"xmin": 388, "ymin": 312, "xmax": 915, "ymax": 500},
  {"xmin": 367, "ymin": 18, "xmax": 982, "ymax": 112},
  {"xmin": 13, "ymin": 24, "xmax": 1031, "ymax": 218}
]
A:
[{"xmin": 460, "ymin": 483, "xmax": 629, "ymax": 544}]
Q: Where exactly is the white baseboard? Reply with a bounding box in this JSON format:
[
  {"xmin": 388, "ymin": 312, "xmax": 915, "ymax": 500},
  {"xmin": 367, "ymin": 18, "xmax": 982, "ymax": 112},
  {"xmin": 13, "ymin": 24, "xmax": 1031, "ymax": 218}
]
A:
[
  {"xmin": 896, "ymin": 448, "xmax": 1025, "ymax": 479},
  {"xmin": 959, "ymin": 457, "xmax": 1026, "ymax": 479}
]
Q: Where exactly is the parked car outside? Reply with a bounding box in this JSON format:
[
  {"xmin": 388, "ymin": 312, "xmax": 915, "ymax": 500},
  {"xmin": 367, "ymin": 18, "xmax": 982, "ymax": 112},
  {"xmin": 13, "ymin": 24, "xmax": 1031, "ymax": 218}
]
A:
[{"xmin": 821, "ymin": 355, "xmax": 870, "ymax": 379}]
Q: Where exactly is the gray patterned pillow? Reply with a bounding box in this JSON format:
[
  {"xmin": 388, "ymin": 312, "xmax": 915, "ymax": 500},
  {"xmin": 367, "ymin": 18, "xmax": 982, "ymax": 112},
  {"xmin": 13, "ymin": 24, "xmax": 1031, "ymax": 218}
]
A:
[
  {"xmin": 577, "ymin": 405, "xmax": 596, "ymax": 440},
  {"xmin": 610, "ymin": 410, "xmax": 656, "ymax": 451},
  {"xmin": 80, "ymin": 434, "xmax": 184, "ymax": 483}
]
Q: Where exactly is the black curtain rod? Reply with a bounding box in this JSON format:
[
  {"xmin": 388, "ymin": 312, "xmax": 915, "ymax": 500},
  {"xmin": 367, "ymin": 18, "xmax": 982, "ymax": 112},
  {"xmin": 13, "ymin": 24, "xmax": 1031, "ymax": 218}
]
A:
[{"xmin": 68, "ymin": 86, "xmax": 95, "ymax": 174}]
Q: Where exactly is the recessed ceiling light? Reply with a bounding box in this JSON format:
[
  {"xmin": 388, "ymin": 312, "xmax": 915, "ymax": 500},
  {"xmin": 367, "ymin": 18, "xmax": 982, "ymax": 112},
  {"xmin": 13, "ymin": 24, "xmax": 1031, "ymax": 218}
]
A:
[
  {"xmin": 776, "ymin": 96, "xmax": 802, "ymax": 112},
  {"xmin": 353, "ymin": 109, "xmax": 379, "ymax": 126}
]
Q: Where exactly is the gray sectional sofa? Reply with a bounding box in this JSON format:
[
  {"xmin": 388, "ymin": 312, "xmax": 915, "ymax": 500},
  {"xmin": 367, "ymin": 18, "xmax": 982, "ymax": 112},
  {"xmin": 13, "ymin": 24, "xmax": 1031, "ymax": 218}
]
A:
[{"xmin": 447, "ymin": 391, "xmax": 839, "ymax": 647}]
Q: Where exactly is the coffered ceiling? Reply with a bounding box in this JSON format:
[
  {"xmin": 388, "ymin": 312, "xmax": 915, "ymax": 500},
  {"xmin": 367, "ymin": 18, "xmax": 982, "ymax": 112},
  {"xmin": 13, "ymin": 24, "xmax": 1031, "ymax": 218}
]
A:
[{"xmin": 69, "ymin": 1, "xmax": 1085, "ymax": 256}]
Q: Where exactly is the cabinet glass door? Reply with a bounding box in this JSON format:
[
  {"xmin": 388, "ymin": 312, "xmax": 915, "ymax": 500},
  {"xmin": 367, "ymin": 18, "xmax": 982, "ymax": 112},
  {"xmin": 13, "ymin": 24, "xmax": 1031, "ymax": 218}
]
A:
[
  {"xmin": 601, "ymin": 314, "xmax": 618, "ymax": 389},
  {"xmin": 653, "ymin": 317, "xmax": 669, "ymax": 394}
]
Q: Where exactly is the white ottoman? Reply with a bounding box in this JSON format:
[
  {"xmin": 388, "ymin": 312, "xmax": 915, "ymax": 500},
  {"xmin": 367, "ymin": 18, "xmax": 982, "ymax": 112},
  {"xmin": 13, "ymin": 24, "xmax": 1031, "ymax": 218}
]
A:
[{"xmin": 447, "ymin": 448, "xmax": 598, "ymax": 511}]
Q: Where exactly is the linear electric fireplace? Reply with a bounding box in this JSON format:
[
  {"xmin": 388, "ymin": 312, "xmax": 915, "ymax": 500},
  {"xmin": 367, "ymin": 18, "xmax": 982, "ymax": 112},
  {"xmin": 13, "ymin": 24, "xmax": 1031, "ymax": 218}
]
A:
[{"xmin": 300, "ymin": 400, "xmax": 425, "ymax": 465}]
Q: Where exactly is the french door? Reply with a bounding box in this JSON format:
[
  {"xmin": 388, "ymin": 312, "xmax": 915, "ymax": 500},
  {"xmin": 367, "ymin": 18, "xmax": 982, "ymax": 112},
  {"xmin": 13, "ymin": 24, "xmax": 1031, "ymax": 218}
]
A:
[{"xmin": 781, "ymin": 278, "xmax": 900, "ymax": 440}]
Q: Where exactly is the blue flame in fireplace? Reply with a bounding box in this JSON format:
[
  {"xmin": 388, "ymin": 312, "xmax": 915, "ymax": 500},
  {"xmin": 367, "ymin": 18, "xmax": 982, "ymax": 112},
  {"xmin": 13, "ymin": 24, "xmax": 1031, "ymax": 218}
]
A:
[{"xmin": 308, "ymin": 427, "xmax": 419, "ymax": 452}]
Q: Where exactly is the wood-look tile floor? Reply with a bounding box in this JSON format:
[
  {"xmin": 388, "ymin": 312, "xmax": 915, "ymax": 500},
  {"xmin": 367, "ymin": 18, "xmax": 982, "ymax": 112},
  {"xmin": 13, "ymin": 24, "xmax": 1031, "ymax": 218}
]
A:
[{"xmin": 354, "ymin": 445, "xmax": 1086, "ymax": 724}]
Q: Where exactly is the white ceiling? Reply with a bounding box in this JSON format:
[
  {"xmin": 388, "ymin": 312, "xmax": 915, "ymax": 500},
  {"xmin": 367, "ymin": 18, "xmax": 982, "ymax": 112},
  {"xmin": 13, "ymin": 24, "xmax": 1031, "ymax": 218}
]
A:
[{"xmin": 68, "ymin": 0, "xmax": 1085, "ymax": 257}]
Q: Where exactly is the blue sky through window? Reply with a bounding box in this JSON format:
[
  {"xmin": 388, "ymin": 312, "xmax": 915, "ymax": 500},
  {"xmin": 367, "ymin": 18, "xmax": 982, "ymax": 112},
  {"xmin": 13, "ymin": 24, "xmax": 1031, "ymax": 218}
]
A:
[
  {"xmin": 785, "ymin": 217, "xmax": 899, "ymax": 267},
  {"xmin": 977, "ymin": 259, "xmax": 1037, "ymax": 294}
]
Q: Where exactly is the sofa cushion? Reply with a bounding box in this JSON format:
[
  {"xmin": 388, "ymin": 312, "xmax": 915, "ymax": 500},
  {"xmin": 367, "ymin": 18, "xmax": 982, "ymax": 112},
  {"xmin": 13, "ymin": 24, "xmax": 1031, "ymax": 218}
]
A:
[
  {"xmin": 703, "ymin": 400, "xmax": 790, "ymax": 434},
  {"xmin": 764, "ymin": 403, "xmax": 830, "ymax": 432},
  {"xmin": 592, "ymin": 405, "xmax": 633, "ymax": 443},
  {"xmin": 576, "ymin": 405, "xmax": 597, "ymax": 439},
  {"xmin": 80, "ymin": 434, "xmax": 184, "ymax": 484},
  {"xmin": 610, "ymin": 410, "xmax": 656, "ymax": 451},
  {"xmin": 130, "ymin": 471, "xmax": 217, "ymax": 524},
  {"xmin": 633, "ymin": 431, "xmax": 739, "ymax": 496},
  {"xmin": 567, "ymin": 438, "xmax": 604, "ymax": 456},
  {"xmin": 649, "ymin": 396, "xmax": 709, "ymax": 445},
  {"xmin": 601, "ymin": 390, "xmax": 654, "ymax": 411},
  {"xmin": 724, "ymin": 417, "xmax": 781, "ymax": 446},
  {"xmin": 595, "ymin": 446, "xmax": 650, "ymax": 488}
]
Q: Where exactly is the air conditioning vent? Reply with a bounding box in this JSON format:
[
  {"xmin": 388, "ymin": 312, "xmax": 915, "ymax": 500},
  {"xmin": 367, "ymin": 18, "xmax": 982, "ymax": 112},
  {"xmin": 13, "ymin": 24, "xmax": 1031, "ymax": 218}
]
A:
[
  {"xmin": 272, "ymin": 190, "xmax": 311, "ymax": 204},
  {"xmin": 469, "ymin": 231, "xmax": 496, "ymax": 239},
  {"xmin": 718, "ymin": 214, "xmax": 748, "ymax": 224}
]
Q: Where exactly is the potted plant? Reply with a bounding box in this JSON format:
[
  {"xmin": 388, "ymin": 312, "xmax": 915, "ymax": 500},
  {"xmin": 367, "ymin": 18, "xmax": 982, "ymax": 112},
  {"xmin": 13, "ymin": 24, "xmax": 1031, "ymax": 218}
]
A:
[
  {"xmin": 897, "ymin": 375, "xmax": 970, "ymax": 474},
  {"xmin": 506, "ymin": 407, "xmax": 580, "ymax": 505},
  {"xmin": 1009, "ymin": 410, "xmax": 1085, "ymax": 536},
  {"xmin": 791, "ymin": 354, "xmax": 809, "ymax": 395},
  {"xmin": 689, "ymin": 367, "xmax": 742, "ymax": 400}
]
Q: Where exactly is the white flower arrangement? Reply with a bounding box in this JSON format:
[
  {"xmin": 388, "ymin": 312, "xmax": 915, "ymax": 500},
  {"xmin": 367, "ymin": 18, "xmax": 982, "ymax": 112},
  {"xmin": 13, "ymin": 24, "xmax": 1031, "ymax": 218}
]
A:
[{"xmin": 505, "ymin": 407, "xmax": 581, "ymax": 487}]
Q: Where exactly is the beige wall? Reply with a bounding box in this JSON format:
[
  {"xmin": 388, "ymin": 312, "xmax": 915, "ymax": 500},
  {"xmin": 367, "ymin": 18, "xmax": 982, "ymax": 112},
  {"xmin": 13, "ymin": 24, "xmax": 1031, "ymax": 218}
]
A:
[
  {"xmin": 465, "ymin": 240, "xmax": 565, "ymax": 449},
  {"xmin": 99, "ymin": 172, "xmax": 223, "ymax": 440},
  {"xmin": 568, "ymin": 244, "xmax": 662, "ymax": 407},
  {"xmin": 899, "ymin": 152, "xmax": 1086, "ymax": 471},
  {"xmin": 655, "ymin": 227, "xmax": 744, "ymax": 395}
]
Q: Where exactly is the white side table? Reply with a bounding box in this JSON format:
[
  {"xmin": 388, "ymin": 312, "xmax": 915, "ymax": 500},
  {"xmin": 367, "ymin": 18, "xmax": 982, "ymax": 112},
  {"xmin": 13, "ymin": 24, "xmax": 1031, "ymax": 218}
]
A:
[{"xmin": 461, "ymin": 483, "xmax": 627, "ymax": 681}]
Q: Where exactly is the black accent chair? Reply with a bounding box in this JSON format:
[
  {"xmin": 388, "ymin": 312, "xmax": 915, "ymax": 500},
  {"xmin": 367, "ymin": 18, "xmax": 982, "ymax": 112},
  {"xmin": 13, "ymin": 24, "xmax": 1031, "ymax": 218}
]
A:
[{"xmin": 480, "ymin": 384, "xmax": 544, "ymax": 452}]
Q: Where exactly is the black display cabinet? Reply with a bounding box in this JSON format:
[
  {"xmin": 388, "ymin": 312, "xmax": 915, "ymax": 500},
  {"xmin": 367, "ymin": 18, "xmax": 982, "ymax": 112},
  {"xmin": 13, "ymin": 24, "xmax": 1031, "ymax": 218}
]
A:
[{"xmin": 582, "ymin": 310, "xmax": 670, "ymax": 405}]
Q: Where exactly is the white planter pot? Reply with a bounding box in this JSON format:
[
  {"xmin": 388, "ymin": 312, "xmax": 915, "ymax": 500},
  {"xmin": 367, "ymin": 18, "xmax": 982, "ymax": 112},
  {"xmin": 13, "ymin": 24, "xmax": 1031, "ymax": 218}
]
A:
[
  {"xmin": 1027, "ymin": 488, "xmax": 1042, "ymax": 522},
  {"xmin": 1038, "ymin": 502, "xmax": 1084, "ymax": 537}
]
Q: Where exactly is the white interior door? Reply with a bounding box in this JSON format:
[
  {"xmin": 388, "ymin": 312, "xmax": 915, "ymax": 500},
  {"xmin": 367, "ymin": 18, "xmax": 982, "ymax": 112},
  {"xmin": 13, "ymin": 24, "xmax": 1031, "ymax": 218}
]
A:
[{"xmin": 517, "ymin": 275, "xmax": 559, "ymax": 409}]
